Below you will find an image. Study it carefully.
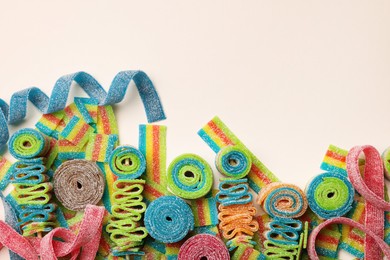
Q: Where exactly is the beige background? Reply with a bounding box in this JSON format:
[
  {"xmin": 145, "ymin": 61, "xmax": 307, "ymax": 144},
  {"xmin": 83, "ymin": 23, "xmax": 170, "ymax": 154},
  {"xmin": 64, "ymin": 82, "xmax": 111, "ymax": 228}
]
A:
[{"xmin": 1, "ymin": 1, "xmax": 390, "ymax": 259}]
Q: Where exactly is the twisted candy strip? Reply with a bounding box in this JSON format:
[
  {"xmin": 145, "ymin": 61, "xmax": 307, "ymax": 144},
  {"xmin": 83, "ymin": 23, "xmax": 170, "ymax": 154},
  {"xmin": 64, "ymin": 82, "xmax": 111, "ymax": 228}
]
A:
[
  {"xmin": 347, "ymin": 145, "xmax": 386, "ymax": 260},
  {"xmin": 106, "ymin": 179, "xmax": 148, "ymax": 255},
  {"xmin": 0, "ymin": 71, "xmax": 166, "ymax": 150},
  {"xmin": 216, "ymin": 178, "xmax": 253, "ymax": 206}
]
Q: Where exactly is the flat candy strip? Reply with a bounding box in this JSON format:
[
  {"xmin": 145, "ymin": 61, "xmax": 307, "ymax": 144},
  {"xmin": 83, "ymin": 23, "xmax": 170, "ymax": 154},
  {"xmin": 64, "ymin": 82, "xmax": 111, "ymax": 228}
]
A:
[
  {"xmin": 198, "ymin": 116, "xmax": 279, "ymax": 193},
  {"xmin": 139, "ymin": 124, "xmax": 167, "ymax": 203},
  {"xmin": 231, "ymin": 244, "xmax": 265, "ymax": 260},
  {"xmin": 178, "ymin": 234, "xmax": 229, "ymax": 260},
  {"xmin": 85, "ymin": 134, "xmax": 117, "ymax": 162},
  {"xmin": 35, "ymin": 111, "xmax": 65, "ymax": 139},
  {"xmin": 96, "ymin": 106, "xmax": 119, "ymax": 136},
  {"xmin": 167, "ymin": 153, "xmax": 213, "ymax": 199},
  {"xmin": 347, "ymin": 145, "xmax": 385, "ymax": 260},
  {"xmin": 308, "ymin": 217, "xmax": 390, "ymax": 260},
  {"xmin": 305, "ymin": 172, "xmax": 354, "ymax": 219},
  {"xmin": 0, "ymin": 70, "xmax": 166, "ymax": 150},
  {"xmin": 60, "ymin": 116, "xmax": 94, "ymax": 148},
  {"xmin": 144, "ymin": 196, "xmax": 194, "ymax": 243},
  {"xmin": 190, "ymin": 196, "xmax": 219, "ymax": 227},
  {"xmin": 0, "ymin": 156, "xmax": 13, "ymax": 190},
  {"xmin": 257, "ymin": 182, "xmax": 308, "ymax": 219},
  {"xmin": 320, "ymin": 145, "xmax": 348, "ymax": 176}
]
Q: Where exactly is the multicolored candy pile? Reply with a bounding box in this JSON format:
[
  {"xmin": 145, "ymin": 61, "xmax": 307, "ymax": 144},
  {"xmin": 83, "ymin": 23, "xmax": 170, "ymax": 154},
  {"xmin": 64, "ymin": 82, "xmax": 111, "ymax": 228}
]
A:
[{"xmin": 0, "ymin": 71, "xmax": 390, "ymax": 260}]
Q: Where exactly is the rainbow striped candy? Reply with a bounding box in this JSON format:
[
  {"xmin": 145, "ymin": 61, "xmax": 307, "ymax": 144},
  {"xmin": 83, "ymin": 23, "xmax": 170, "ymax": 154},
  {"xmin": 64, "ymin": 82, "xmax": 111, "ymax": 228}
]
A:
[
  {"xmin": 85, "ymin": 133, "xmax": 118, "ymax": 162},
  {"xmin": 166, "ymin": 242, "xmax": 183, "ymax": 260},
  {"xmin": 192, "ymin": 225, "xmax": 221, "ymax": 237},
  {"xmin": 231, "ymin": 244, "xmax": 265, "ymax": 260},
  {"xmin": 139, "ymin": 124, "xmax": 167, "ymax": 204},
  {"xmin": 0, "ymin": 156, "xmax": 13, "ymax": 190},
  {"xmin": 190, "ymin": 196, "xmax": 219, "ymax": 227},
  {"xmin": 98, "ymin": 162, "xmax": 119, "ymax": 213},
  {"xmin": 60, "ymin": 116, "xmax": 94, "ymax": 148},
  {"xmin": 35, "ymin": 110, "xmax": 65, "ymax": 139},
  {"xmin": 57, "ymin": 138, "xmax": 86, "ymax": 160},
  {"xmin": 198, "ymin": 116, "xmax": 279, "ymax": 193},
  {"xmin": 44, "ymin": 138, "xmax": 58, "ymax": 169},
  {"xmin": 74, "ymin": 97, "xmax": 99, "ymax": 124},
  {"xmin": 97, "ymin": 106, "xmax": 119, "ymax": 135},
  {"xmin": 320, "ymin": 145, "xmax": 348, "ymax": 176}
]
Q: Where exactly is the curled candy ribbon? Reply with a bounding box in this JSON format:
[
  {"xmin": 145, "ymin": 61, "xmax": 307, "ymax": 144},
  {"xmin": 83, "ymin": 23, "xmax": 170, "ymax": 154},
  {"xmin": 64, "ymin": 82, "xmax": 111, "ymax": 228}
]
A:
[
  {"xmin": 0, "ymin": 204, "xmax": 105, "ymax": 260},
  {"xmin": 0, "ymin": 71, "xmax": 166, "ymax": 150},
  {"xmin": 347, "ymin": 145, "xmax": 385, "ymax": 259}
]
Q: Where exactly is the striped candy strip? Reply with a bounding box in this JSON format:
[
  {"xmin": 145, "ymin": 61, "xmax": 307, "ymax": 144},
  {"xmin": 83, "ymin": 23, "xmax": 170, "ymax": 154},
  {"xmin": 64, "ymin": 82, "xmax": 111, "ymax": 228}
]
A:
[
  {"xmin": 231, "ymin": 244, "xmax": 265, "ymax": 260},
  {"xmin": 314, "ymin": 223, "xmax": 341, "ymax": 259},
  {"xmin": 74, "ymin": 97, "xmax": 99, "ymax": 124},
  {"xmin": 190, "ymin": 196, "xmax": 219, "ymax": 227},
  {"xmin": 60, "ymin": 115, "xmax": 94, "ymax": 148},
  {"xmin": 198, "ymin": 116, "xmax": 279, "ymax": 193},
  {"xmin": 35, "ymin": 110, "xmax": 65, "ymax": 139},
  {"xmin": 44, "ymin": 138, "xmax": 58, "ymax": 169},
  {"xmin": 320, "ymin": 145, "xmax": 348, "ymax": 176},
  {"xmin": 57, "ymin": 138, "xmax": 86, "ymax": 160},
  {"xmin": 0, "ymin": 156, "xmax": 13, "ymax": 190},
  {"xmin": 253, "ymin": 214, "xmax": 272, "ymax": 252},
  {"xmin": 97, "ymin": 106, "xmax": 119, "ymax": 136},
  {"xmin": 139, "ymin": 124, "xmax": 167, "ymax": 203},
  {"xmin": 339, "ymin": 200, "xmax": 365, "ymax": 258},
  {"xmin": 192, "ymin": 225, "xmax": 221, "ymax": 238},
  {"xmin": 85, "ymin": 134, "xmax": 118, "ymax": 162},
  {"xmin": 166, "ymin": 242, "xmax": 183, "ymax": 260},
  {"xmin": 98, "ymin": 162, "xmax": 118, "ymax": 213}
]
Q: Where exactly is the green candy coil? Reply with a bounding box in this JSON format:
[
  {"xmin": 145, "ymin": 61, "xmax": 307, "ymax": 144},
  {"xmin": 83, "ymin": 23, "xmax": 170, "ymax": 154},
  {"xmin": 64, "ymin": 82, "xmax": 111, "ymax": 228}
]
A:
[
  {"xmin": 215, "ymin": 145, "xmax": 252, "ymax": 179},
  {"xmin": 8, "ymin": 128, "xmax": 49, "ymax": 159},
  {"xmin": 167, "ymin": 154, "xmax": 213, "ymax": 199}
]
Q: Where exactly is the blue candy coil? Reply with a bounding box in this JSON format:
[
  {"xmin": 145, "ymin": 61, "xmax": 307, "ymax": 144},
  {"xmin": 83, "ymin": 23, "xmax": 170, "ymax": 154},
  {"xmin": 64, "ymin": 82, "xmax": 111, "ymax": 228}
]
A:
[
  {"xmin": 144, "ymin": 196, "xmax": 194, "ymax": 243},
  {"xmin": 216, "ymin": 178, "xmax": 253, "ymax": 206}
]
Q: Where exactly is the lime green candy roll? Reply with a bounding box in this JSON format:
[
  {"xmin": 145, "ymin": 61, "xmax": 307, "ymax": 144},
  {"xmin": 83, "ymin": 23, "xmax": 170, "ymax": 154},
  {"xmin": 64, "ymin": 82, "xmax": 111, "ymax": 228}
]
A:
[
  {"xmin": 305, "ymin": 172, "xmax": 354, "ymax": 219},
  {"xmin": 8, "ymin": 128, "xmax": 49, "ymax": 159},
  {"xmin": 215, "ymin": 145, "xmax": 252, "ymax": 179},
  {"xmin": 109, "ymin": 145, "xmax": 146, "ymax": 179},
  {"xmin": 167, "ymin": 154, "xmax": 213, "ymax": 199}
]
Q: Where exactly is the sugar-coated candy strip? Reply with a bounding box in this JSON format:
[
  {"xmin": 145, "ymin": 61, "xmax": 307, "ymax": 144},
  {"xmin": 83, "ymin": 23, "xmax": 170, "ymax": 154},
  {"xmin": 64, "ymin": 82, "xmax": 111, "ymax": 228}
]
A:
[
  {"xmin": 0, "ymin": 156, "xmax": 14, "ymax": 190},
  {"xmin": 308, "ymin": 217, "xmax": 390, "ymax": 260},
  {"xmin": 320, "ymin": 145, "xmax": 348, "ymax": 176},
  {"xmin": 53, "ymin": 160, "xmax": 105, "ymax": 211},
  {"xmin": 231, "ymin": 244, "xmax": 265, "ymax": 260},
  {"xmin": 12, "ymin": 182, "xmax": 52, "ymax": 206},
  {"xmin": 306, "ymin": 172, "xmax": 354, "ymax": 219},
  {"xmin": 190, "ymin": 196, "xmax": 219, "ymax": 227},
  {"xmin": 74, "ymin": 97, "xmax": 99, "ymax": 124},
  {"xmin": 106, "ymin": 179, "xmax": 148, "ymax": 255},
  {"xmin": 265, "ymin": 217, "xmax": 302, "ymax": 245},
  {"xmin": 1, "ymin": 193, "xmax": 24, "ymax": 260},
  {"xmin": 263, "ymin": 240, "xmax": 302, "ymax": 259},
  {"xmin": 40, "ymin": 204, "xmax": 105, "ymax": 260},
  {"xmin": 0, "ymin": 220, "xmax": 39, "ymax": 260},
  {"xmin": 44, "ymin": 138, "xmax": 58, "ymax": 169},
  {"xmin": 60, "ymin": 116, "xmax": 94, "ymax": 148},
  {"xmin": 85, "ymin": 133, "xmax": 117, "ymax": 162},
  {"xmin": 198, "ymin": 116, "xmax": 279, "ymax": 193},
  {"xmin": 0, "ymin": 71, "xmax": 166, "ymax": 150},
  {"xmin": 98, "ymin": 162, "xmax": 118, "ymax": 213},
  {"xmin": 57, "ymin": 138, "xmax": 85, "ymax": 160},
  {"xmin": 347, "ymin": 145, "xmax": 386, "ymax": 260},
  {"xmin": 108, "ymin": 146, "xmax": 146, "ymax": 179},
  {"xmin": 144, "ymin": 196, "xmax": 194, "ymax": 243},
  {"xmin": 192, "ymin": 225, "xmax": 221, "ymax": 237},
  {"xmin": 216, "ymin": 178, "xmax": 252, "ymax": 206},
  {"xmin": 382, "ymin": 147, "xmax": 390, "ymax": 180},
  {"xmin": 215, "ymin": 145, "xmax": 252, "ymax": 179},
  {"xmin": 139, "ymin": 124, "xmax": 168, "ymax": 203},
  {"xmin": 178, "ymin": 234, "xmax": 229, "ymax": 260},
  {"xmin": 167, "ymin": 153, "xmax": 213, "ymax": 199},
  {"xmin": 96, "ymin": 106, "xmax": 119, "ymax": 135},
  {"xmin": 18, "ymin": 204, "xmax": 56, "ymax": 236},
  {"xmin": 218, "ymin": 203, "xmax": 258, "ymax": 240},
  {"xmin": 8, "ymin": 128, "xmax": 50, "ymax": 160},
  {"xmin": 11, "ymin": 158, "xmax": 48, "ymax": 185},
  {"xmin": 35, "ymin": 111, "xmax": 65, "ymax": 139},
  {"xmin": 257, "ymin": 182, "xmax": 308, "ymax": 219},
  {"xmin": 226, "ymin": 235, "xmax": 256, "ymax": 251}
]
